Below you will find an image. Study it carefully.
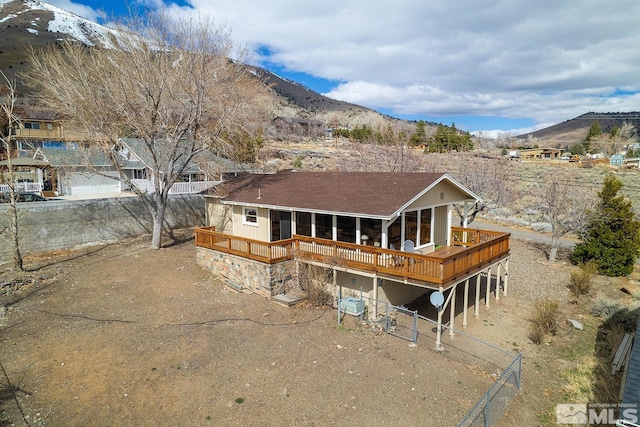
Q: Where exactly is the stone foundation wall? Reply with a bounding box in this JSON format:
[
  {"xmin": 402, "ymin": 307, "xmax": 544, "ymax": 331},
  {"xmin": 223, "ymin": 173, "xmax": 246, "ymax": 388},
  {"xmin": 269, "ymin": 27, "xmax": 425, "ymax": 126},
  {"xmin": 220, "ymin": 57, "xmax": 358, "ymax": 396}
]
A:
[{"xmin": 196, "ymin": 247, "xmax": 296, "ymax": 297}]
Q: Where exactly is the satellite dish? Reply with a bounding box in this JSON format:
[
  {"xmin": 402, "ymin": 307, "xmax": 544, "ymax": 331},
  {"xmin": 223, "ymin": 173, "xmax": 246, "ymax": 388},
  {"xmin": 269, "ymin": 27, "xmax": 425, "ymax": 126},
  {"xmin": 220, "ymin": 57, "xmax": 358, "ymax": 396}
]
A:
[{"xmin": 430, "ymin": 291, "xmax": 445, "ymax": 310}]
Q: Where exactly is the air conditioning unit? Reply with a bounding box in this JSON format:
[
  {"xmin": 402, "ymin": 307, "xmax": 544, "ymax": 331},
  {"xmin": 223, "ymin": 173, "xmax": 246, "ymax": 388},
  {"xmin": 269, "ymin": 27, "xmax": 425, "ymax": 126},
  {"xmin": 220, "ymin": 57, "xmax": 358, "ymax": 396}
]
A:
[{"xmin": 340, "ymin": 296, "xmax": 364, "ymax": 316}]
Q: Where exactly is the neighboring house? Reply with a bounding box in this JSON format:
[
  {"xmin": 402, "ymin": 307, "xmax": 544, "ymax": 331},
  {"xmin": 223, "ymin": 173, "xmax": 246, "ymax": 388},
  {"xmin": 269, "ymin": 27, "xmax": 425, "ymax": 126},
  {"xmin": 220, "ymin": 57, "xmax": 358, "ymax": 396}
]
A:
[
  {"xmin": 511, "ymin": 148, "xmax": 564, "ymax": 160},
  {"xmin": 196, "ymin": 170, "xmax": 511, "ymax": 326},
  {"xmin": 34, "ymin": 147, "xmax": 129, "ymax": 195},
  {"xmin": 34, "ymin": 140, "xmax": 248, "ymax": 196},
  {"xmin": 0, "ymin": 157, "xmax": 48, "ymax": 194},
  {"xmin": 116, "ymin": 138, "xmax": 250, "ymax": 194},
  {"xmin": 7, "ymin": 117, "xmax": 98, "ymax": 155}
]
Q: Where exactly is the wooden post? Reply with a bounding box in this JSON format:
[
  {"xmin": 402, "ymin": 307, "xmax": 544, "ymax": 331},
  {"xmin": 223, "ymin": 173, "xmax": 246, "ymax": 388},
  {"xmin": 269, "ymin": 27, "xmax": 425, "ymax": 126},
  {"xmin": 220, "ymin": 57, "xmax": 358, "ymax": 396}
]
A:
[{"xmin": 462, "ymin": 279, "xmax": 469, "ymax": 328}]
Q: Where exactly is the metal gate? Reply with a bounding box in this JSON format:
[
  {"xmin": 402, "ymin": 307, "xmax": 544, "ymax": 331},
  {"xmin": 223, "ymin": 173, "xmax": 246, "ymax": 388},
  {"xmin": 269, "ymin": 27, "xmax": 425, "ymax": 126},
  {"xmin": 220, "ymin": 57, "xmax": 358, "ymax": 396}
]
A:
[{"xmin": 383, "ymin": 304, "xmax": 418, "ymax": 343}]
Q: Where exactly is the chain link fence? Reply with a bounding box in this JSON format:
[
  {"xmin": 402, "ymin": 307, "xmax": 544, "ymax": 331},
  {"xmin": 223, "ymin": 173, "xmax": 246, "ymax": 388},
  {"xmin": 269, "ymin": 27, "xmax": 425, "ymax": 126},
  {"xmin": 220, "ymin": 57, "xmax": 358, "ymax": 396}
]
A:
[{"xmin": 336, "ymin": 295, "xmax": 522, "ymax": 426}]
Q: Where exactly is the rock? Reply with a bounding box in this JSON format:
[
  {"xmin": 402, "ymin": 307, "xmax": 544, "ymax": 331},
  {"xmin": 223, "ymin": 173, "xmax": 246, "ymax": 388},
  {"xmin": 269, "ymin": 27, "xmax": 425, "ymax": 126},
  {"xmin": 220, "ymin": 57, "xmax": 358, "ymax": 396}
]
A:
[{"xmin": 567, "ymin": 319, "xmax": 584, "ymax": 330}]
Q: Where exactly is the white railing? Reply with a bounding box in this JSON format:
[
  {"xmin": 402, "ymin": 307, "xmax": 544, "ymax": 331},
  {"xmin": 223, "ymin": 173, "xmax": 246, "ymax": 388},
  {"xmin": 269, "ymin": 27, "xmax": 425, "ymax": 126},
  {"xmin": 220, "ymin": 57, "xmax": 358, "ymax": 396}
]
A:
[
  {"xmin": 0, "ymin": 182, "xmax": 43, "ymax": 193},
  {"xmin": 168, "ymin": 181, "xmax": 220, "ymax": 194},
  {"xmin": 130, "ymin": 179, "xmax": 219, "ymax": 195}
]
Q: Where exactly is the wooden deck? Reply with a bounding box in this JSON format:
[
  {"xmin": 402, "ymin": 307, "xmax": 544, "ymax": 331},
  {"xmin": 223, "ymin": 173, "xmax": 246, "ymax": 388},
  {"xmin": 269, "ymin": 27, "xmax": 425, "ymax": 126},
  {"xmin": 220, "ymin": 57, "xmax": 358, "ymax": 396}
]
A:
[{"xmin": 194, "ymin": 226, "xmax": 510, "ymax": 289}]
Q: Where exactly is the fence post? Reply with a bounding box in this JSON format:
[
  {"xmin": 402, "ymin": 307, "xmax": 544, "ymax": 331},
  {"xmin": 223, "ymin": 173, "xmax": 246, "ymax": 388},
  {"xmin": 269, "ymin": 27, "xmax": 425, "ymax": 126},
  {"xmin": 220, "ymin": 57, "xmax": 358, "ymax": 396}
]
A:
[{"xmin": 484, "ymin": 391, "xmax": 490, "ymax": 427}]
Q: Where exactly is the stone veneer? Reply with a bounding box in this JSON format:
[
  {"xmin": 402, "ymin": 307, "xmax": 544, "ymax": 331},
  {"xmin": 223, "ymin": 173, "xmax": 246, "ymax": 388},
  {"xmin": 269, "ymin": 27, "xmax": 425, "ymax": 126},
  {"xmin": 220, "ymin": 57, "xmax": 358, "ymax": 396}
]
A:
[{"xmin": 196, "ymin": 247, "xmax": 297, "ymax": 297}]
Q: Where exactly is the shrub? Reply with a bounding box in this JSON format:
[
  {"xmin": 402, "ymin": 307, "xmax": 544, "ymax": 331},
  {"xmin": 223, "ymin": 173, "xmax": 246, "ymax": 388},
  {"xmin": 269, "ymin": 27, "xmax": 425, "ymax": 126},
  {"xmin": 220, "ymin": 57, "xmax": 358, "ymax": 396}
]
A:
[
  {"xmin": 528, "ymin": 298, "xmax": 560, "ymax": 344},
  {"xmin": 298, "ymin": 264, "xmax": 333, "ymax": 307},
  {"xmin": 591, "ymin": 294, "xmax": 621, "ymax": 320},
  {"xmin": 567, "ymin": 261, "xmax": 597, "ymax": 299}
]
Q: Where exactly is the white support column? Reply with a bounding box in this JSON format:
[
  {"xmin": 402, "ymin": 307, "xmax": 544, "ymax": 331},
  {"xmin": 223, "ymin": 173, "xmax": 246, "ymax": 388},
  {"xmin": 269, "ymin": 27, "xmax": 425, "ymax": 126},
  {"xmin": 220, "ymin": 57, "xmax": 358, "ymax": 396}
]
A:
[
  {"xmin": 503, "ymin": 258, "xmax": 509, "ymax": 296},
  {"xmin": 332, "ymin": 215, "xmax": 337, "ymax": 241},
  {"xmin": 400, "ymin": 212, "xmax": 406, "ymax": 248},
  {"xmin": 462, "ymin": 279, "xmax": 469, "ymax": 328},
  {"xmin": 474, "ymin": 274, "xmax": 481, "ymax": 318},
  {"xmin": 496, "ymin": 262, "xmax": 502, "ymax": 301},
  {"xmin": 311, "ymin": 213, "xmax": 316, "ymax": 238},
  {"xmin": 485, "ymin": 266, "xmax": 491, "ymax": 308},
  {"xmin": 463, "ymin": 201, "xmax": 469, "ymax": 228},
  {"xmin": 449, "ymin": 285, "xmax": 456, "ymax": 337},
  {"xmin": 435, "ymin": 286, "xmax": 445, "ymax": 351},
  {"xmin": 291, "ymin": 211, "xmax": 297, "ymax": 235},
  {"xmin": 382, "ymin": 221, "xmax": 388, "ymax": 249},
  {"xmin": 372, "ymin": 275, "xmax": 378, "ymax": 319},
  {"xmin": 447, "ymin": 205, "xmax": 453, "ymax": 246},
  {"xmin": 356, "ymin": 217, "xmax": 361, "ymax": 244}
]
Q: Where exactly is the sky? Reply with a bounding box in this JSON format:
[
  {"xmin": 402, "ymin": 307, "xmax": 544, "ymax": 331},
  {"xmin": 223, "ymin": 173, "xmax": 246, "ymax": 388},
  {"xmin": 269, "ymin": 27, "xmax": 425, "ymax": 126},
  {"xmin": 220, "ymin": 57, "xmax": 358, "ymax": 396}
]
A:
[{"xmin": 39, "ymin": 0, "xmax": 640, "ymax": 137}]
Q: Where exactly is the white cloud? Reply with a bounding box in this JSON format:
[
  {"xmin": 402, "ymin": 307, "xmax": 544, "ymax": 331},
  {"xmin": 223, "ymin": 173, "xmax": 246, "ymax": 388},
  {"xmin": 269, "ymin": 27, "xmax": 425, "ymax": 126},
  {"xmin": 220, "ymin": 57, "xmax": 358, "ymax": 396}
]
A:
[
  {"xmin": 47, "ymin": 0, "xmax": 640, "ymax": 131},
  {"xmin": 45, "ymin": 0, "xmax": 101, "ymax": 21}
]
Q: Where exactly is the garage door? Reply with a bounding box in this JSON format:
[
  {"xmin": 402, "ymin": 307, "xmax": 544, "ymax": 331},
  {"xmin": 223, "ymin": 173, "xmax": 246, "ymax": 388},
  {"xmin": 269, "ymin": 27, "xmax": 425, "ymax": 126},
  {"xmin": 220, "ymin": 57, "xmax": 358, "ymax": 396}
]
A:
[{"xmin": 66, "ymin": 171, "xmax": 121, "ymax": 195}]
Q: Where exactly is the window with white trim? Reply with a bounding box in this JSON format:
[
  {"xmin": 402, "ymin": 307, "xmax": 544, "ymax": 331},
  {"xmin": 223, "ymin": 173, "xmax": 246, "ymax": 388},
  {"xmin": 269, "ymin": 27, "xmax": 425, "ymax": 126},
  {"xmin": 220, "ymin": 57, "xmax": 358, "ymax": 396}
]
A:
[{"xmin": 243, "ymin": 208, "xmax": 258, "ymax": 225}]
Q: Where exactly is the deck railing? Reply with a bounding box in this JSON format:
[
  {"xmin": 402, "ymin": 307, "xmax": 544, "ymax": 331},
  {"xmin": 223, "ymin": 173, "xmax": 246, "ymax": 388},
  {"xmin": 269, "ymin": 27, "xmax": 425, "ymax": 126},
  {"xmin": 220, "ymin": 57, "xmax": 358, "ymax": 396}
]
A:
[
  {"xmin": 0, "ymin": 182, "xmax": 44, "ymax": 194},
  {"xmin": 194, "ymin": 226, "xmax": 510, "ymax": 286}
]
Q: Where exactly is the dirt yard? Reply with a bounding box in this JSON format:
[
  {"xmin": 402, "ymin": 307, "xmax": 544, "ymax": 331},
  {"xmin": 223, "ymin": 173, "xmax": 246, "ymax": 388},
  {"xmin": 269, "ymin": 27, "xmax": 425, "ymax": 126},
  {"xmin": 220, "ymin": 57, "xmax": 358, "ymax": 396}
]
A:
[{"xmin": 0, "ymin": 229, "xmax": 636, "ymax": 426}]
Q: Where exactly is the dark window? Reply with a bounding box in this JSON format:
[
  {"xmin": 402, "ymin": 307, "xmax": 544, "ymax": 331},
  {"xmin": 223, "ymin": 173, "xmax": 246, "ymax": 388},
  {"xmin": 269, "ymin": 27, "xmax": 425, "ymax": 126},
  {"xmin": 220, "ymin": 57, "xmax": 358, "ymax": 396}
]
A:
[
  {"xmin": 337, "ymin": 216, "xmax": 356, "ymax": 243},
  {"xmin": 315, "ymin": 214, "xmax": 333, "ymax": 239},
  {"xmin": 361, "ymin": 218, "xmax": 382, "ymax": 246},
  {"xmin": 296, "ymin": 212, "xmax": 311, "ymax": 236}
]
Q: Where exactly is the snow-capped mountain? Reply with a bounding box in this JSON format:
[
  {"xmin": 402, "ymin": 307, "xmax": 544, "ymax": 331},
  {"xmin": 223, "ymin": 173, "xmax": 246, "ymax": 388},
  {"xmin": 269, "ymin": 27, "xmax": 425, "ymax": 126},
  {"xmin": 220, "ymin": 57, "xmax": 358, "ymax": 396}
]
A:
[{"xmin": 0, "ymin": 0, "xmax": 382, "ymax": 126}]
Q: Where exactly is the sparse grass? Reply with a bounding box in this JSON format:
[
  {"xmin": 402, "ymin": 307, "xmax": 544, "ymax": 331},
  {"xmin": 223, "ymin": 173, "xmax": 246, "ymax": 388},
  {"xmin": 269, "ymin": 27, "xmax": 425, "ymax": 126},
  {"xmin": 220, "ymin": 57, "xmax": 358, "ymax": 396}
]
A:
[
  {"xmin": 528, "ymin": 298, "xmax": 560, "ymax": 344},
  {"xmin": 562, "ymin": 355, "xmax": 596, "ymax": 402}
]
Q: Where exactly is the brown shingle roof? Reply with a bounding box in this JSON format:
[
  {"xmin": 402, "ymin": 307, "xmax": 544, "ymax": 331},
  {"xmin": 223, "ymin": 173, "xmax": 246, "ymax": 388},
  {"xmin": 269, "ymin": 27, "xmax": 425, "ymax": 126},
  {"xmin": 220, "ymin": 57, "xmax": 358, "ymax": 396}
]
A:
[{"xmin": 211, "ymin": 170, "xmax": 477, "ymax": 219}]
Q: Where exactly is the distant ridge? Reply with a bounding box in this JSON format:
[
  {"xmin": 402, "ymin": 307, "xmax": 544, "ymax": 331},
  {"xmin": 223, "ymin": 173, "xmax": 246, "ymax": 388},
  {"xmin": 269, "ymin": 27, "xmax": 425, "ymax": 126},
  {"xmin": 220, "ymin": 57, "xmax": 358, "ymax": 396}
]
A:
[{"xmin": 518, "ymin": 112, "xmax": 640, "ymax": 145}]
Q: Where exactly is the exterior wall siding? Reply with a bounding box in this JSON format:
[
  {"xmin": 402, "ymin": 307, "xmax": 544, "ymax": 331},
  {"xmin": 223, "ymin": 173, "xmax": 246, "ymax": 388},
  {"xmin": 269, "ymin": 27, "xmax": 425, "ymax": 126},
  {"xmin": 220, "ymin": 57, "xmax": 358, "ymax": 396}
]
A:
[
  {"xmin": 231, "ymin": 205, "xmax": 270, "ymax": 241},
  {"xmin": 434, "ymin": 205, "xmax": 449, "ymax": 247},
  {"xmin": 407, "ymin": 180, "xmax": 470, "ymax": 209}
]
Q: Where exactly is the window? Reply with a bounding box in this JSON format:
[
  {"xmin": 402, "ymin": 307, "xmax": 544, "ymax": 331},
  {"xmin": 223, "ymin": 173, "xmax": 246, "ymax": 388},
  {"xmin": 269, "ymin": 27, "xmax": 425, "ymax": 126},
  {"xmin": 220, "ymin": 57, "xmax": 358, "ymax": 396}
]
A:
[
  {"xmin": 24, "ymin": 122, "xmax": 41, "ymax": 130},
  {"xmin": 337, "ymin": 216, "xmax": 356, "ymax": 243},
  {"xmin": 243, "ymin": 208, "xmax": 258, "ymax": 225},
  {"xmin": 296, "ymin": 212, "xmax": 311, "ymax": 236},
  {"xmin": 315, "ymin": 214, "xmax": 333, "ymax": 239},
  {"xmin": 361, "ymin": 218, "xmax": 382, "ymax": 246},
  {"xmin": 46, "ymin": 123, "xmax": 53, "ymax": 130},
  {"xmin": 420, "ymin": 208, "xmax": 432, "ymax": 245}
]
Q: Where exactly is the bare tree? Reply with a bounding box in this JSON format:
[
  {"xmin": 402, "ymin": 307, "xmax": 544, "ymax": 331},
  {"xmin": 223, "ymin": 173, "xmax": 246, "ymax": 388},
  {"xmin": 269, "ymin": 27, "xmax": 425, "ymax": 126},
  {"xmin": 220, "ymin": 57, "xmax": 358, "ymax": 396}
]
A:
[
  {"xmin": 534, "ymin": 170, "xmax": 594, "ymax": 263},
  {"xmin": 423, "ymin": 153, "xmax": 514, "ymax": 226},
  {"xmin": 24, "ymin": 12, "xmax": 269, "ymax": 249},
  {"xmin": 0, "ymin": 73, "xmax": 24, "ymax": 270},
  {"xmin": 336, "ymin": 123, "xmax": 422, "ymax": 172}
]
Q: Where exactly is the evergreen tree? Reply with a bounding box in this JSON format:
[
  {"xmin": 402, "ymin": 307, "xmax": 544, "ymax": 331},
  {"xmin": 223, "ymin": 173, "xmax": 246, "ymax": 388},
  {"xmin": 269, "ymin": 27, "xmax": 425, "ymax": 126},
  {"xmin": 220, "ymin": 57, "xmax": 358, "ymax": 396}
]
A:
[
  {"xmin": 410, "ymin": 120, "xmax": 427, "ymax": 146},
  {"xmin": 425, "ymin": 123, "xmax": 473, "ymax": 153},
  {"xmin": 571, "ymin": 173, "xmax": 640, "ymax": 276},
  {"xmin": 582, "ymin": 121, "xmax": 601, "ymax": 153}
]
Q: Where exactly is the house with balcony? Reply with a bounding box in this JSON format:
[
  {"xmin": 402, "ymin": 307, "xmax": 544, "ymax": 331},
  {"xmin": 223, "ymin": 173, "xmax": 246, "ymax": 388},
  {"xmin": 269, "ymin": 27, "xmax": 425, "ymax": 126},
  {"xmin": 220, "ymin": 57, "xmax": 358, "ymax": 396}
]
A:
[
  {"xmin": 195, "ymin": 170, "xmax": 511, "ymax": 326},
  {"xmin": 32, "ymin": 139, "xmax": 248, "ymax": 196}
]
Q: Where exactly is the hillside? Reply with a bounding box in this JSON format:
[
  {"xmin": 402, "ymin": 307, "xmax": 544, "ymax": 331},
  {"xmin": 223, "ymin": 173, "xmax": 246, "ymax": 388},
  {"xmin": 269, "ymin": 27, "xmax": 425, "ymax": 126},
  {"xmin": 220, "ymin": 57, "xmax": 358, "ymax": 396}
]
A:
[
  {"xmin": 0, "ymin": 0, "xmax": 408, "ymax": 133},
  {"xmin": 518, "ymin": 112, "xmax": 640, "ymax": 146}
]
